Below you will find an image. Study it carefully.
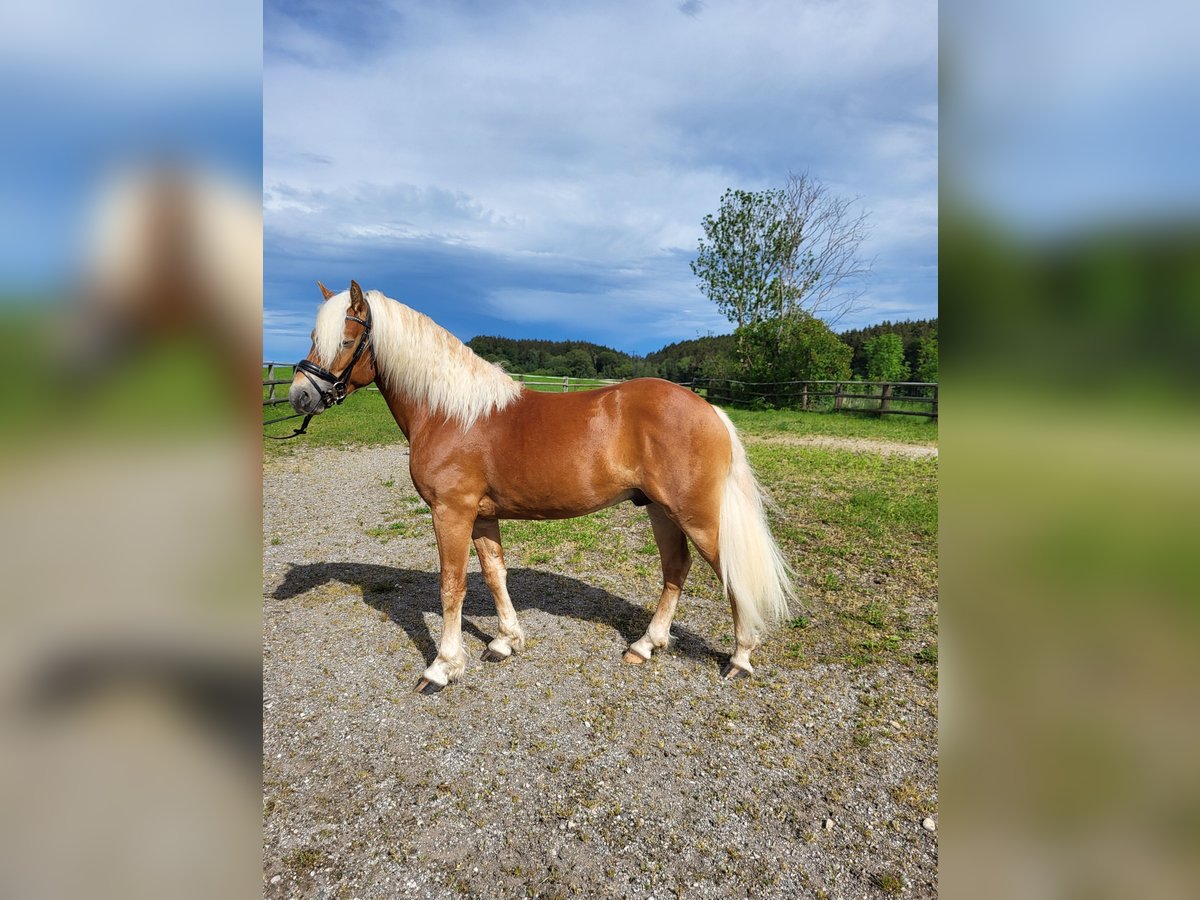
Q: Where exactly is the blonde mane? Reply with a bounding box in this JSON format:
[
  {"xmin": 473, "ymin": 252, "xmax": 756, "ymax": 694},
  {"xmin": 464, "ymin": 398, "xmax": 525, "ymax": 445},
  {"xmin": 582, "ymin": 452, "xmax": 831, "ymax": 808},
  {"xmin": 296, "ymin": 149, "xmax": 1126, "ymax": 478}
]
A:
[{"xmin": 314, "ymin": 290, "xmax": 522, "ymax": 429}]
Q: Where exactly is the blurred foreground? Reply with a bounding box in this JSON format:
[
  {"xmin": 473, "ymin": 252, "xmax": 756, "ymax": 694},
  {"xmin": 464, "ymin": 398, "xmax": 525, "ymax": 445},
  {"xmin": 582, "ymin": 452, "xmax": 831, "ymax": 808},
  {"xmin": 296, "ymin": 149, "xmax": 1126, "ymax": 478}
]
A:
[
  {"xmin": 0, "ymin": 3, "xmax": 261, "ymax": 898},
  {"xmin": 943, "ymin": 2, "xmax": 1200, "ymax": 896},
  {"xmin": 0, "ymin": 180, "xmax": 262, "ymax": 898}
]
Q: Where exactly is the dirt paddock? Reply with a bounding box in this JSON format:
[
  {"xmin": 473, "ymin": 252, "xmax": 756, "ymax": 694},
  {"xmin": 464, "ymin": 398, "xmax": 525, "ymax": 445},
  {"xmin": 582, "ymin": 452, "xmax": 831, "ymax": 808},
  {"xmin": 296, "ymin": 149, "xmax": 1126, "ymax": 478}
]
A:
[{"xmin": 263, "ymin": 443, "xmax": 938, "ymax": 898}]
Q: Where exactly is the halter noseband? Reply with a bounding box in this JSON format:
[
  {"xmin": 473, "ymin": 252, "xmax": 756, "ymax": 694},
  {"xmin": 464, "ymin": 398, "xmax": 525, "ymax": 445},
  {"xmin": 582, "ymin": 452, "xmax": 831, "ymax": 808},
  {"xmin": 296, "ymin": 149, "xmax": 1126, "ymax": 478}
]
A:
[
  {"xmin": 263, "ymin": 307, "xmax": 373, "ymax": 440},
  {"xmin": 295, "ymin": 310, "xmax": 373, "ymax": 408}
]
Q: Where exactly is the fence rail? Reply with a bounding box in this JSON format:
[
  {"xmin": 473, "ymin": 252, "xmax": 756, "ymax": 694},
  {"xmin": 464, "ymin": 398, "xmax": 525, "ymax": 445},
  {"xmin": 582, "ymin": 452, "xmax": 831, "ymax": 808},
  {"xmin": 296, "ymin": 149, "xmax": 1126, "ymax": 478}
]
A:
[
  {"xmin": 508, "ymin": 373, "xmax": 622, "ymax": 392},
  {"xmin": 262, "ymin": 362, "xmax": 297, "ymax": 406},
  {"xmin": 686, "ymin": 378, "xmax": 938, "ymax": 419},
  {"xmin": 264, "ymin": 364, "xmax": 936, "ymax": 418}
]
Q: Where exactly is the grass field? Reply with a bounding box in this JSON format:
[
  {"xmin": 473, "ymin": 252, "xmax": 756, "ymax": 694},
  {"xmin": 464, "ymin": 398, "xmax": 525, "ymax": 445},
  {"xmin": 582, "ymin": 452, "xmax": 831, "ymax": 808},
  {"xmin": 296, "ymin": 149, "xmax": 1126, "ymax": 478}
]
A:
[{"xmin": 723, "ymin": 407, "xmax": 938, "ymax": 445}]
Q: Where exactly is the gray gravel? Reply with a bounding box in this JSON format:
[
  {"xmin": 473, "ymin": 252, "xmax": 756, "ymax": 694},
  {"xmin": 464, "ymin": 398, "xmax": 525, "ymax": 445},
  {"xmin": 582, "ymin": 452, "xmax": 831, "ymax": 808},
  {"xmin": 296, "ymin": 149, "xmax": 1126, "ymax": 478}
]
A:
[{"xmin": 264, "ymin": 444, "xmax": 938, "ymax": 899}]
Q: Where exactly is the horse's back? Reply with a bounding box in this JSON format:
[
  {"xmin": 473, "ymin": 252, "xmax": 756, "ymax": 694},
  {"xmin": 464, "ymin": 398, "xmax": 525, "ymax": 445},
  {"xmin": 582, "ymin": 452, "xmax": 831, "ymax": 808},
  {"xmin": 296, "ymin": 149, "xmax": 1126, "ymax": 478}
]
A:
[{"xmin": 513, "ymin": 377, "xmax": 723, "ymax": 440}]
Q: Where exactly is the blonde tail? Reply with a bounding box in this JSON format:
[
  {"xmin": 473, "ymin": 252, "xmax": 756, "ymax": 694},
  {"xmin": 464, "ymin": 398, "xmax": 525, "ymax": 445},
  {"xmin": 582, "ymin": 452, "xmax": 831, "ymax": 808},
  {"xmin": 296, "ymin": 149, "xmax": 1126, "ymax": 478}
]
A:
[{"xmin": 712, "ymin": 407, "xmax": 796, "ymax": 636}]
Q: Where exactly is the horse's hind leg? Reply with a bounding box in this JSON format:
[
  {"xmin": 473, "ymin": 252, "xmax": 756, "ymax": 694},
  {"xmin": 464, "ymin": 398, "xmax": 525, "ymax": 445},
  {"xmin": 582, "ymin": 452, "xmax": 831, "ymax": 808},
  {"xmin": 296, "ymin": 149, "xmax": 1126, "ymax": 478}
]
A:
[
  {"xmin": 472, "ymin": 518, "xmax": 526, "ymax": 662},
  {"xmin": 677, "ymin": 516, "xmax": 758, "ymax": 679},
  {"xmin": 625, "ymin": 504, "xmax": 691, "ymax": 665}
]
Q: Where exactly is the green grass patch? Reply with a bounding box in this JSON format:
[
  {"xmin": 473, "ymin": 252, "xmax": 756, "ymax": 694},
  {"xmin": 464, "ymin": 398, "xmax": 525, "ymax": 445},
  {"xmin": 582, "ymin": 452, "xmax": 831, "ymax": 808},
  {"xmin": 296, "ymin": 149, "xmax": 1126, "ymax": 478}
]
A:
[
  {"xmin": 501, "ymin": 508, "xmax": 616, "ymax": 563},
  {"xmin": 286, "ymin": 847, "xmax": 328, "ymax": 872},
  {"xmin": 871, "ymin": 871, "xmax": 905, "ymax": 895},
  {"xmin": 723, "ymin": 407, "xmax": 937, "ymax": 445},
  {"xmin": 747, "ymin": 439, "xmax": 937, "ymax": 674},
  {"xmin": 746, "ymin": 443, "xmax": 938, "ymax": 541},
  {"xmin": 366, "ymin": 519, "xmax": 420, "ymax": 540},
  {"xmin": 264, "ymin": 388, "xmax": 404, "ymax": 454}
]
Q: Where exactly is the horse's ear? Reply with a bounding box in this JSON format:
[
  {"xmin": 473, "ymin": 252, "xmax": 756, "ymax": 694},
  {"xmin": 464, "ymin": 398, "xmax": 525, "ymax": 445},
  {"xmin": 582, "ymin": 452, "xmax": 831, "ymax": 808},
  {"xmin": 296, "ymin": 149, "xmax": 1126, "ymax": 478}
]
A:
[
  {"xmin": 317, "ymin": 281, "xmax": 334, "ymax": 301},
  {"xmin": 349, "ymin": 280, "xmax": 367, "ymax": 314}
]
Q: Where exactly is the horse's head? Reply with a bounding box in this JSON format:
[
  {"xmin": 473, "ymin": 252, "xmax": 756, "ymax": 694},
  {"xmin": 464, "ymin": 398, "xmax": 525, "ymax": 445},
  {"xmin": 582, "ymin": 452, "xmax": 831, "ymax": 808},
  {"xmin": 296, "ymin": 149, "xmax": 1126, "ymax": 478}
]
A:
[{"xmin": 289, "ymin": 280, "xmax": 377, "ymax": 416}]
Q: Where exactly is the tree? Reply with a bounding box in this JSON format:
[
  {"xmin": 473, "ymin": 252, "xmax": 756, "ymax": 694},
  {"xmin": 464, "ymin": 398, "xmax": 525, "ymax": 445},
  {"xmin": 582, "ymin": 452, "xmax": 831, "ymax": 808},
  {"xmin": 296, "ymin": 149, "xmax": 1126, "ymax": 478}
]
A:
[
  {"xmin": 562, "ymin": 348, "xmax": 596, "ymax": 378},
  {"xmin": 690, "ymin": 188, "xmax": 794, "ymax": 328},
  {"xmin": 738, "ymin": 313, "xmax": 852, "ymax": 384},
  {"xmin": 863, "ymin": 333, "xmax": 909, "ymax": 382},
  {"xmin": 915, "ymin": 335, "xmax": 938, "ymax": 383},
  {"xmin": 691, "ymin": 173, "xmax": 872, "ymax": 330},
  {"xmin": 839, "ymin": 317, "xmax": 938, "ymax": 378}
]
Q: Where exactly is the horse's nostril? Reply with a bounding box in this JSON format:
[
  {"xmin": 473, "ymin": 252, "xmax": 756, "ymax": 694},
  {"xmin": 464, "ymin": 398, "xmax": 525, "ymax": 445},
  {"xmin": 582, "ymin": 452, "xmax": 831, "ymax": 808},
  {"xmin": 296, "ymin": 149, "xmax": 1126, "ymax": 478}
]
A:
[{"xmin": 288, "ymin": 385, "xmax": 309, "ymax": 412}]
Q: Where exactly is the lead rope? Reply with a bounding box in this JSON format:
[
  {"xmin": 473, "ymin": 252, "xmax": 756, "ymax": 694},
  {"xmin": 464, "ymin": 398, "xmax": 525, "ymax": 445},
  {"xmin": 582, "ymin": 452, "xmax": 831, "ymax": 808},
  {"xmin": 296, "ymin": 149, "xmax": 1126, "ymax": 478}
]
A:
[{"xmin": 263, "ymin": 411, "xmax": 314, "ymax": 440}]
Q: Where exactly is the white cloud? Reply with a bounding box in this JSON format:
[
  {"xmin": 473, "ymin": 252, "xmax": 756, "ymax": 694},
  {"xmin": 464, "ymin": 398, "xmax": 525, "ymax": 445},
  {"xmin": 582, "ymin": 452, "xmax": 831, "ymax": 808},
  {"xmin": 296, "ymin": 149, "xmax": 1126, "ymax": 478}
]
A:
[{"xmin": 265, "ymin": 0, "xmax": 937, "ymax": 348}]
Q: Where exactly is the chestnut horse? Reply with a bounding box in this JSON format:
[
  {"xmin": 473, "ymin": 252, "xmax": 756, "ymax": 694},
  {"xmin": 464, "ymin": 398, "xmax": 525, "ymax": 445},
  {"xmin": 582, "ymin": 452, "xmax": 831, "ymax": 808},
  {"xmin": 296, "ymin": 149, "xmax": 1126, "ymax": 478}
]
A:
[{"xmin": 289, "ymin": 281, "xmax": 795, "ymax": 693}]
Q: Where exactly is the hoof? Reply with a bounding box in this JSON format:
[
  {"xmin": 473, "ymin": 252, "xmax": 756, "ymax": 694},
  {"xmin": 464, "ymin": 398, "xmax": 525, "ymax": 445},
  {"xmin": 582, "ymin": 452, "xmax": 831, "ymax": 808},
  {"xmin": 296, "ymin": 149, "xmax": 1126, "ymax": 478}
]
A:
[
  {"xmin": 720, "ymin": 662, "xmax": 751, "ymax": 680},
  {"xmin": 481, "ymin": 647, "xmax": 509, "ymax": 663},
  {"xmin": 623, "ymin": 648, "xmax": 649, "ymax": 666},
  {"xmin": 414, "ymin": 678, "xmax": 445, "ymax": 695}
]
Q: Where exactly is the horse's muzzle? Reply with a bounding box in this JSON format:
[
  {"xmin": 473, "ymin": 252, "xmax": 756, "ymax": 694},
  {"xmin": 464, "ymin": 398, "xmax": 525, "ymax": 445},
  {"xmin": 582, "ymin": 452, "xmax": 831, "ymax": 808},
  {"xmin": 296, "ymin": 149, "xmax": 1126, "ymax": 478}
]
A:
[{"xmin": 288, "ymin": 381, "xmax": 325, "ymax": 416}]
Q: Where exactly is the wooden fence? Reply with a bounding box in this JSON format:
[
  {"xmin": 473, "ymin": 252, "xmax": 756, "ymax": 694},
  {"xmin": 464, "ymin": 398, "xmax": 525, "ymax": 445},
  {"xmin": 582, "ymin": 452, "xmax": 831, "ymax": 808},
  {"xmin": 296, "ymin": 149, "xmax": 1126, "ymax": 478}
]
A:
[
  {"xmin": 265, "ymin": 364, "xmax": 936, "ymax": 419},
  {"xmin": 686, "ymin": 378, "xmax": 938, "ymax": 419},
  {"xmin": 507, "ymin": 373, "xmax": 622, "ymax": 392},
  {"xmin": 263, "ymin": 362, "xmax": 300, "ymax": 408}
]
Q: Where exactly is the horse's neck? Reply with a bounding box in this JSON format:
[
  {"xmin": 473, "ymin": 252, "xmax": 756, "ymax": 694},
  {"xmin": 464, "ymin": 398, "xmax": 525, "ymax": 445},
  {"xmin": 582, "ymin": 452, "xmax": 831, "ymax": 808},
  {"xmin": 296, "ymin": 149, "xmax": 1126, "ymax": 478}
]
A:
[{"xmin": 380, "ymin": 382, "xmax": 432, "ymax": 443}]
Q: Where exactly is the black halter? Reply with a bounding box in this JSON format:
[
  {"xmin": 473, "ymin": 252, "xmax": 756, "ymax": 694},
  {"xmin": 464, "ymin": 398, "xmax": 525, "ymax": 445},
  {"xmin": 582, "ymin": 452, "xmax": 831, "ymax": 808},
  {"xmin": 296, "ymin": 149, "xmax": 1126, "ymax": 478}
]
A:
[
  {"xmin": 295, "ymin": 310, "xmax": 373, "ymax": 408},
  {"xmin": 264, "ymin": 309, "xmax": 372, "ymax": 440}
]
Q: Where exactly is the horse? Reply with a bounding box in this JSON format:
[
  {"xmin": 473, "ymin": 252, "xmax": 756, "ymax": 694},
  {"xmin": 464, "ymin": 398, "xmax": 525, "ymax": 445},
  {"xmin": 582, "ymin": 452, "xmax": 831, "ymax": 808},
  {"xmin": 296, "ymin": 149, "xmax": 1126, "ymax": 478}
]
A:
[{"xmin": 289, "ymin": 281, "xmax": 795, "ymax": 693}]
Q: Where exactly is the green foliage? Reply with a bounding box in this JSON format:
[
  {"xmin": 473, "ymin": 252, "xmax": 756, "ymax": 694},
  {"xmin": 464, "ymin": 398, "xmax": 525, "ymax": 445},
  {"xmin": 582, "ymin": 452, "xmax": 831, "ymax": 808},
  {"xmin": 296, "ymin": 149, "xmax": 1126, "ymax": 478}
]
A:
[
  {"xmin": 915, "ymin": 335, "xmax": 938, "ymax": 383},
  {"xmin": 562, "ymin": 347, "xmax": 597, "ymax": 378},
  {"xmin": 840, "ymin": 317, "xmax": 938, "ymax": 379},
  {"xmin": 690, "ymin": 187, "xmax": 797, "ymax": 328},
  {"xmin": 862, "ymin": 333, "xmax": 910, "ymax": 382},
  {"xmin": 644, "ymin": 333, "xmax": 736, "ymax": 383},
  {"xmin": 467, "ymin": 335, "xmax": 657, "ymax": 379},
  {"xmin": 736, "ymin": 313, "xmax": 852, "ymax": 386},
  {"xmin": 691, "ymin": 176, "xmax": 871, "ymax": 329}
]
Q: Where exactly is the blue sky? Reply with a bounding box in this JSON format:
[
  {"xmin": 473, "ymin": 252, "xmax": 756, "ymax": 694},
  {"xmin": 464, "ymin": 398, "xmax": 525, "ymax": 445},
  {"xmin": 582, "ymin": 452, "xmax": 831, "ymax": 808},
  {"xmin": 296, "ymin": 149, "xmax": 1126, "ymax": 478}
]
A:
[
  {"xmin": 0, "ymin": 2, "xmax": 261, "ymax": 287},
  {"xmin": 264, "ymin": 0, "xmax": 938, "ymax": 360}
]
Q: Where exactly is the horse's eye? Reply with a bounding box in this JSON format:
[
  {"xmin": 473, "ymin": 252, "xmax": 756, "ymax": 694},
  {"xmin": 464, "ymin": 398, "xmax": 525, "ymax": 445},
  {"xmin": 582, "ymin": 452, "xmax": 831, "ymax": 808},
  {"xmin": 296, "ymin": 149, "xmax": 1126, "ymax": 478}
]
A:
[{"xmin": 342, "ymin": 339, "xmax": 353, "ymax": 348}]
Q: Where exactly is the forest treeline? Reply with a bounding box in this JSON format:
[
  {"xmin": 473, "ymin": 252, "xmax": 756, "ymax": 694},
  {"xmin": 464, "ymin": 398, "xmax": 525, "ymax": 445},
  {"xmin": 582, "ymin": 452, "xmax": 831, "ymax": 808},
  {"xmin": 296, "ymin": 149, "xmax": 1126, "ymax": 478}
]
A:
[{"xmin": 467, "ymin": 317, "xmax": 937, "ymax": 383}]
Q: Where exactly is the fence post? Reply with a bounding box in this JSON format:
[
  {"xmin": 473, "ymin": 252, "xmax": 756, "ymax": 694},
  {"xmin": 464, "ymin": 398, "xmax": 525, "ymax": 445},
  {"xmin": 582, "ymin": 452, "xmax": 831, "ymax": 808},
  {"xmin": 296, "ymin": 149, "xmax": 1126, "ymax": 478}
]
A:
[
  {"xmin": 880, "ymin": 382, "xmax": 892, "ymax": 415},
  {"xmin": 267, "ymin": 363, "xmax": 276, "ymax": 401},
  {"xmin": 932, "ymin": 384, "xmax": 938, "ymax": 420},
  {"xmin": 801, "ymin": 383, "xmax": 808, "ymax": 411},
  {"xmin": 562, "ymin": 376, "xmax": 569, "ymax": 393},
  {"xmin": 834, "ymin": 382, "xmax": 844, "ymax": 411},
  {"xmin": 518, "ymin": 374, "xmax": 524, "ymax": 385}
]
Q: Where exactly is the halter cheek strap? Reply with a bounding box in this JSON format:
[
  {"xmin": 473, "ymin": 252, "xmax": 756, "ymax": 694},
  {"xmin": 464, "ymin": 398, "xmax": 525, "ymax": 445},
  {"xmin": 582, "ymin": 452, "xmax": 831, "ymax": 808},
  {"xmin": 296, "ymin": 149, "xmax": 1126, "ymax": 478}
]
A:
[{"xmin": 295, "ymin": 312, "xmax": 372, "ymax": 408}]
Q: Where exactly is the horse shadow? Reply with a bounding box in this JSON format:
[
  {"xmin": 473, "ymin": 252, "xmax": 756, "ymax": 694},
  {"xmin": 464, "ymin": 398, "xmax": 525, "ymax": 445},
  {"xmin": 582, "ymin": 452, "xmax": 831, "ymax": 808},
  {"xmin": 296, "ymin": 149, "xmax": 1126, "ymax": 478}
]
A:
[{"xmin": 271, "ymin": 563, "xmax": 725, "ymax": 668}]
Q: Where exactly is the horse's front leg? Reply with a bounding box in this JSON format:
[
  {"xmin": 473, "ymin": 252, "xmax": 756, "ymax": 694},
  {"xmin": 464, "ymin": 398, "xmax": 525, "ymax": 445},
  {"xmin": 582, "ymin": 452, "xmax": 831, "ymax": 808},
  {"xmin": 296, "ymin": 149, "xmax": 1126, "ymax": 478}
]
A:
[{"xmin": 414, "ymin": 505, "xmax": 475, "ymax": 694}]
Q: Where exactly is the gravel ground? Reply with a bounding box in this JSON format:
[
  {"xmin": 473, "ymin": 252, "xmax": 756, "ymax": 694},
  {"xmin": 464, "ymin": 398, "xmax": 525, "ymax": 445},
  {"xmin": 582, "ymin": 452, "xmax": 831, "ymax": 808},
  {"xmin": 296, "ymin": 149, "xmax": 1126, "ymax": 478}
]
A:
[
  {"xmin": 264, "ymin": 443, "xmax": 938, "ymax": 899},
  {"xmin": 741, "ymin": 434, "xmax": 938, "ymax": 459}
]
